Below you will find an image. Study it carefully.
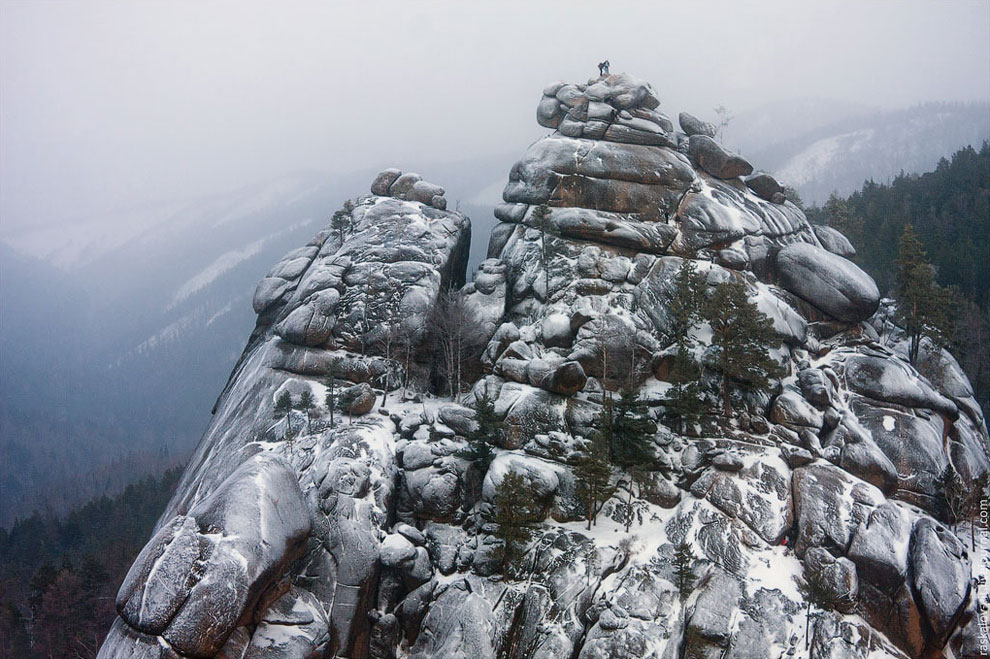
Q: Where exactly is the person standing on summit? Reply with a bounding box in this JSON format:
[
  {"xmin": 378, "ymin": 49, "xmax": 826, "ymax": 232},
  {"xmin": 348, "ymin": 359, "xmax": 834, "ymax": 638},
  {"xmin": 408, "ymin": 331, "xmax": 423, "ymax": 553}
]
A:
[{"xmin": 598, "ymin": 60, "xmax": 610, "ymax": 76}]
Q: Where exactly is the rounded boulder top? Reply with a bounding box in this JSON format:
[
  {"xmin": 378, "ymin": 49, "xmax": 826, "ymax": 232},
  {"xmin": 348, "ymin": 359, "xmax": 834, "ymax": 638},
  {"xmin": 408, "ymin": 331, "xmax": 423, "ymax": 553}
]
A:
[{"xmin": 370, "ymin": 168, "xmax": 447, "ymax": 210}]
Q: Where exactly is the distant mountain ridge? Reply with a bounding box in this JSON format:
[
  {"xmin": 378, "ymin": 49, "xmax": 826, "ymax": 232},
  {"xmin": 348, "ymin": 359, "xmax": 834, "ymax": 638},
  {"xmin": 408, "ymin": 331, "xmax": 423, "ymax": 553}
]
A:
[
  {"xmin": 733, "ymin": 101, "xmax": 990, "ymax": 204},
  {"xmin": 0, "ymin": 159, "xmax": 510, "ymax": 526}
]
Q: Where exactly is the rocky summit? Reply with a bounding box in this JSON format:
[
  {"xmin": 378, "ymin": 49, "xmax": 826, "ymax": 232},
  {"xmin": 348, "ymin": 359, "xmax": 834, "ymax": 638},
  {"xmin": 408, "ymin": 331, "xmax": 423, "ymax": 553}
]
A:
[{"xmin": 99, "ymin": 73, "xmax": 989, "ymax": 659}]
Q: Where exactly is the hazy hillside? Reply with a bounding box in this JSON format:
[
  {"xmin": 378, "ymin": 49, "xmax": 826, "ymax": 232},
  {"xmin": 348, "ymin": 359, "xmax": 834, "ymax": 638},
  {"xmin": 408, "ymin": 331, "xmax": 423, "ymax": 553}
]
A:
[
  {"xmin": 733, "ymin": 101, "xmax": 990, "ymax": 204},
  {"xmin": 0, "ymin": 159, "xmax": 510, "ymax": 526}
]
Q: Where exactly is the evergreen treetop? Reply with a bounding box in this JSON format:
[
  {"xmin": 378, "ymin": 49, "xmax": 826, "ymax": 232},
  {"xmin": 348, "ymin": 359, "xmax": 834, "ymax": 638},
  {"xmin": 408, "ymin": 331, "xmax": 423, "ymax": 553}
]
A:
[
  {"xmin": 273, "ymin": 390, "xmax": 294, "ymax": 419},
  {"xmin": 704, "ymin": 281, "xmax": 784, "ymax": 416}
]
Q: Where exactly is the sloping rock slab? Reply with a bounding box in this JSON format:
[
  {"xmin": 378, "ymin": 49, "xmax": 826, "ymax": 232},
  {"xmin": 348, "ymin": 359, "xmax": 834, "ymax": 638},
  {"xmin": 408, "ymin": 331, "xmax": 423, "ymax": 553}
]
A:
[{"xmin": 776, "ymin": 243, "xmax": 879, "ymax": 322}]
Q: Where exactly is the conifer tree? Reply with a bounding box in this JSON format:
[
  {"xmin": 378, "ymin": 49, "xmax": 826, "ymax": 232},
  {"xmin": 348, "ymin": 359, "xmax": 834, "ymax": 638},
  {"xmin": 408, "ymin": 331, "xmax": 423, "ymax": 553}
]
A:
[
  {"xmin": 274, "ymin": 390, "xmax": 294, "ymax": 419},
  {"xmin": 575, "ymin": 416, "xmax": 614, "ymax": 530},
  {"xmin": 672, "ymin": 541, "xmax": 697, "ymax": 601},
  {"xmin": 298, "ymin": 389, "xmax": 315, "ymax": 433},
  {"xmin": 665, "ymin": 260, "xmax": 710, "ymax": 425},
  {"xmin": 667, "ymin": 260, "xmax": 708, "ymax": 346},
  {"xmin": 667, "ymin": 349, "xmax": 706, "ymax": 425},
  {"xmin": 457, "ymin": 391, "xmax": 501, "ymax": 475},
  {"xmin": 331, "ymin": 199, "xmax": 355, "ymax": 246},
  {"xmin": 704, "ymin": 281, "xmax": 784, "ymax": 416},
  {"xmin": 493, "ymin": 470, "xmax": 535, "ymax": 574},
  {"xmin": 822, "ymin": 193, "xmax": 863, "ymax": 249},
  {"xmin": 531, "ymin": 204, "xmax": 553, "ymax": 299},
  {"xmin": 324, "ymin": 369, "xmax": 338, "ymax": 429},
  {"xmin": 611, "ymin": 389, "xmax": 655, "ymax": 468},
  {"xmin": 895, "ymin": 224, "xmax": 955, "ymax": 365}
]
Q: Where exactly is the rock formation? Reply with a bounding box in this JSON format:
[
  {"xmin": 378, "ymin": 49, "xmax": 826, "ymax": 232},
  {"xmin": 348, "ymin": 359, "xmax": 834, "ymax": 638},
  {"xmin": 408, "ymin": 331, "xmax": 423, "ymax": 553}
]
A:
[{"xmin": 99, "ymin": 73, "xmax": 990, "ymax": 659}]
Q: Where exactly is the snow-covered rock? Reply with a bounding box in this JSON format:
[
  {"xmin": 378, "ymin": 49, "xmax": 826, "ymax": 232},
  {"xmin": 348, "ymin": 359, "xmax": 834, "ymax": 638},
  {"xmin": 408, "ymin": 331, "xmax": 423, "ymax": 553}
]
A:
[
  {"xmin": 776, "ymin": 243, "xmax": 880, "ymax": 322},
  {"xmin": 100, "ymin": 73, "xmax": 989, "ymax": 659}
]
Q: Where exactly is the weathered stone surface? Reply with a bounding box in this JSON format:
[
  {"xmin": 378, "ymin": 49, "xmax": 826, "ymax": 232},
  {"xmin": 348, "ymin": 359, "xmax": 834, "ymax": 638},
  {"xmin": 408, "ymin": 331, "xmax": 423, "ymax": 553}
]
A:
[
  {"xmin": 814, "ymin": 224, "xmax": 856, "ymax": 257},
  {"xmin": 243, "ymin": 587, "xmax": 330, "ymax": 658},
  {"xmin": 846, "ymin": 502, "xmax": 913, "ymax": 593},
  {"xmin": 97, "ymin": 618, "xmax": 181, "ymax": 659},
  {"xmin": 502, "ymin": 135, "xmax": 695, "ymax": 213},
  {"xmin": 744, "ymin": 172, "xmax": 784, "ymax": 202},
  {"xmin": 371, "ymin": 168, "xmax": 402, "ymax": 196},
  {"xmin": 116, "ymin": 515, "xmax": 202, "ymax": 634},
  {"xmin": 909, "ymin": 518, "xmax": 971, "ymax": 642},
  {"xmin": 803, "ymin": 547, "xmax": 858, "ymax": 613},
  {"xmin": 112, "ymin": 454, "xmax": 311, "ymax": 657},
  {"xmin": 100, "ymin": 72, "xmax": 990, "ymax": 659},
  {"xmin": 274, "ymin": 289, "xmax": 339, "ymax": 346},
  {"xmin": 776, "ymin": 243, "xmax": 880, "ymax": 322},
  {"xmin": 678, "ymin": 111, "xmax": 716, "ymax": 137},
  {"xmin": 770, "ymin": 389, "xmax": 824, "ymax": 430},
  {"xmin": 383, "ymin": 171, "xmax": 447, "ymax": 209},
  {"xmin": 677, "ymin": 177, "xmax": 811, "ymax": 251},
  {"xmin": 793, "ymin": 464, "xmax": 883, "ymax": 558},
  {"xmin": 843, "ymin": 353, "xmax": 957, "ymax": 417},
  {"xmin": 688, "ymin": 135, "xmax": 754, "ymax": 179}
]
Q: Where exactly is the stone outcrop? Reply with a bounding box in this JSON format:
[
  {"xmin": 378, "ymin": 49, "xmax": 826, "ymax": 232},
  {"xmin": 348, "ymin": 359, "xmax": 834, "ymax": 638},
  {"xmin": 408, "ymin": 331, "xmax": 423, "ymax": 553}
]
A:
[
  {"xmin": 776, "ymin": 242, "xmax": 880, "ymax": 322},
  {"xmin": 100, "ymin": 72, "xmax": 989, "ymax": 659}
]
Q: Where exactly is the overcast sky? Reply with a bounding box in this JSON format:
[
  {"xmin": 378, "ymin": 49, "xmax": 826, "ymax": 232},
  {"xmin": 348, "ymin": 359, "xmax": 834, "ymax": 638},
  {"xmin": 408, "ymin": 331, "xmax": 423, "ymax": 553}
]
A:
[{"xmin": 2, "ymin": 0, "xmax": 989, "ymax": 233}]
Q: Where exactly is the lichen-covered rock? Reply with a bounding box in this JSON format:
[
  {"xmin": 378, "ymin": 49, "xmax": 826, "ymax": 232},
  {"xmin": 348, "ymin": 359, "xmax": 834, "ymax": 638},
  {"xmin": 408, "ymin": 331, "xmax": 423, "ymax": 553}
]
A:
[{"xmin": 776, "ymin": 243, "xmax": 880, "ymax": 322}]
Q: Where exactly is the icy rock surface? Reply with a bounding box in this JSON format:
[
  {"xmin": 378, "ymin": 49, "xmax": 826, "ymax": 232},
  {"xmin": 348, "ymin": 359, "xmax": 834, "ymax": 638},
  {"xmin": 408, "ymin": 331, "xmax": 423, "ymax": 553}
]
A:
[{"xmin": 101, "ymin": 73, "xmax": 989, "ymax": 659}]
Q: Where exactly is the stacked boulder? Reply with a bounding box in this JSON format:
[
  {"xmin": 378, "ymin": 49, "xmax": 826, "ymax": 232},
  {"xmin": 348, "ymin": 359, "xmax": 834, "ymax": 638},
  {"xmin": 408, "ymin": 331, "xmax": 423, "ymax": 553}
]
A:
[{"xmin": 100, "ymin": 74, "xmax": 989, "ymax": 659}]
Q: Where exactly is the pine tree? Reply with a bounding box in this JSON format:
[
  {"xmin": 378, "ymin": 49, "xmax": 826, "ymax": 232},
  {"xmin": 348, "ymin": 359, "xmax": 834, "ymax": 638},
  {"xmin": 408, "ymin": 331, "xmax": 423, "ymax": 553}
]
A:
[
  {"xmin": 531, "ymin": 204, "xmax": 553, "ymax": 299},
  {"xmin": 667, "ymin": 260, "xmax": 708, "ymax": 346},
  {"xmin": 274, "ymin": 390, "xmax": 294, "ymax": 419},
  {"xmin": 704, "ymin": 281, "xmax": 784, "ymax": 416},
  {"xmin": 895, "ymin": 224, "xmax": 955, "ymax": 365},
  {"xmin": 822, "ymin": 193, "xmax": 863, "ymax": 249},
  {"xmin": 324, "ymin": 369, "xmax": 338, "ymax": 429},
  {"xmin": 457, "ymin": 391, "xmax": 501, "ymax": 475},
  {"xmin": 331, "ymin": 199, "xmax": 355, "ymax": 245},
  {"xmin": 672, "ymin": 541, "xmax": 697, "ymax": 601},
  {"xmin": 667, "ymin": 347, "xmax": 706, "ymax": 425},
  {"xmin": 611, "ymin": 389, "xmax": 655, "ymax": 468},
  {"xmin": 298, "ymin": 389, "xmax": 315, "ymax": 433},
  {"xmin": 575, "ymin": 418, "xmax": 614, "ymax": 530},
  {"xmin": 493, "ymin": 470, "xmax": 535, "ymax": 574},
  {"xmin": 665, "ymin": 260, "xmax": 710, "ymax": 425}
]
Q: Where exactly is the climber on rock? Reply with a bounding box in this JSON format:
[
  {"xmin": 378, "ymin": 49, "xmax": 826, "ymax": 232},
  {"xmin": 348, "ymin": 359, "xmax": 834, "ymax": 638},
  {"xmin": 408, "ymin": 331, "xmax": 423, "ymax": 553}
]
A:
[{"xmin": 598, "ymin": 60, "xmax": 610, "ymax": 77}]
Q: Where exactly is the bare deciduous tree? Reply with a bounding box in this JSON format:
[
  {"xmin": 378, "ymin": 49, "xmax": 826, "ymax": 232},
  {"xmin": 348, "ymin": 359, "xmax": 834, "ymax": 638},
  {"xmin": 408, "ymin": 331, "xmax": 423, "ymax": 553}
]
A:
[{"xmin": 430, "ymin": 290, "xmax": 486, "ymax": 399}]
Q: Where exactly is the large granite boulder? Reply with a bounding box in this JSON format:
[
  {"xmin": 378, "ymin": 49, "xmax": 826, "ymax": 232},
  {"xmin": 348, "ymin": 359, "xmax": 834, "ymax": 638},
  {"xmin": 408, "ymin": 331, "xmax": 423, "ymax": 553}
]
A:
[
  {"xmin": 678, "ymin": 111, "xmax": 716, "ymax": 137},
  {"xmin": 775, "ymin": 243, "xmax": 880, "ymax": 322},
  {"xmin": 688, "ymin": 134, "xmax": 754, "ymax": 179},
  {"xmin": 112, "ymin": 454, "xmax": 311, "ymax": 657}
]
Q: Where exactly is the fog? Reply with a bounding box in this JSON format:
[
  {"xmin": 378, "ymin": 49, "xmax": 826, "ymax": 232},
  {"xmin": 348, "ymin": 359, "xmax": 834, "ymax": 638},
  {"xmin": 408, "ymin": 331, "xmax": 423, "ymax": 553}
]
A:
[{"xmin": 2, "ymin": 0, "xmax": 988, "ymax": 233}]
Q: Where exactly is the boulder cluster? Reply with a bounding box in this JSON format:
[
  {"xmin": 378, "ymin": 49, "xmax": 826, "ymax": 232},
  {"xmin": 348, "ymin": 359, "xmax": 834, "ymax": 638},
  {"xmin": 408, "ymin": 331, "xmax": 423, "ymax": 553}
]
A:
[{"xmin": 99, "ymin": 73, "xmax": 989, "ymax": 659}]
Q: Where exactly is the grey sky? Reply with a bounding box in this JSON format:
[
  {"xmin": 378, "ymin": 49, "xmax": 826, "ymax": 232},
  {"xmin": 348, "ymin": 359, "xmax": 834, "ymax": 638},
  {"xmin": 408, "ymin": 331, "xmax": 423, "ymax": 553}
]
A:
[{"xmin": 2, "ymin": 0, "xmax": 988, "ymax": 233}]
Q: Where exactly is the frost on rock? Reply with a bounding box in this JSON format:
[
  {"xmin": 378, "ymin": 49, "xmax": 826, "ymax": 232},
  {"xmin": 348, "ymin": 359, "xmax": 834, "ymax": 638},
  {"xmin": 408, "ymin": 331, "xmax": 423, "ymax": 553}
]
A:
[{"xmin": 101, "ymin": 73, "xmax": 989, "ymax": 659}]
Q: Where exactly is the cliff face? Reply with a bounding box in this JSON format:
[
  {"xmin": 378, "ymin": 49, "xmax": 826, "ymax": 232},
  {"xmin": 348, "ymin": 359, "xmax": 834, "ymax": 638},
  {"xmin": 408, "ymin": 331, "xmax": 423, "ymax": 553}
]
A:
[{"xmin": 99, "ymin": 74, "xmax": 990, "ymax": 659}]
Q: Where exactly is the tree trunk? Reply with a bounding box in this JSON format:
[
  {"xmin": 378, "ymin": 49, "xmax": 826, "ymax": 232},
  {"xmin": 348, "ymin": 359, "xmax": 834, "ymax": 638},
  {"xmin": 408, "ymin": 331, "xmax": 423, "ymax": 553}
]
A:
[
  {"xmin": 624, "ymin": 484, "xmax": 634, "ymax": 532},
  {"xmin": 721, "ymin": 378, "xmax": 732, "ymax": 417}
]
